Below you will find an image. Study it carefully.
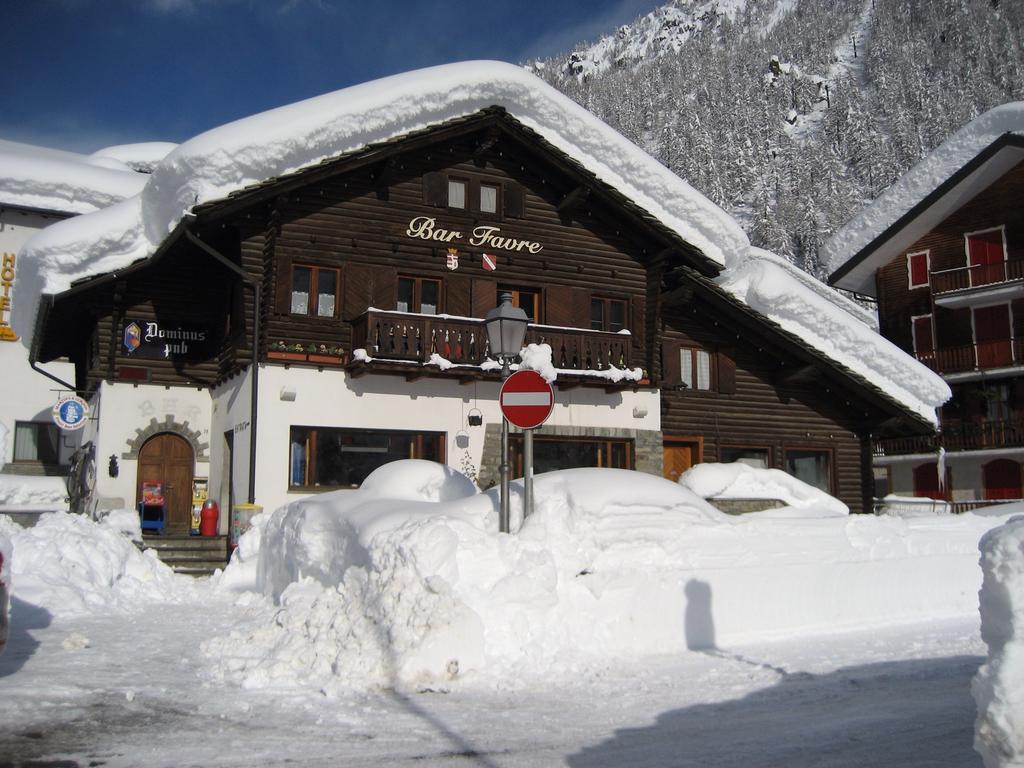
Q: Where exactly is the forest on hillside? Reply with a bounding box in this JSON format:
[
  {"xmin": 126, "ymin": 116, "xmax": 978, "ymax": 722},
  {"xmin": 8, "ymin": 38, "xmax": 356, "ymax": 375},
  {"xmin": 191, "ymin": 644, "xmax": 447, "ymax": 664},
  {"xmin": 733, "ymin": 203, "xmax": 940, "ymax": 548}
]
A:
[{"xmin": 531, "ymin": 0, "xmax": 1024, "ymax": 278}]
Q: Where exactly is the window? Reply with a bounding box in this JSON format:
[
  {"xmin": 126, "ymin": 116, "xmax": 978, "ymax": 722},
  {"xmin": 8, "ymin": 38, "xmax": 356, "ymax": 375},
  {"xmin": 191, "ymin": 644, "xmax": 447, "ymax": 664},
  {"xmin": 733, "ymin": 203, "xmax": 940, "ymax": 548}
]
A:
[
  {"xmin": 720, "ymin": 446, "xmax": 770, "ymax": 469},
  {"xmin": 291, "ymin": 265, "xmax": 338, "ymax": 317},
  {"xmin": 680, "ymin": 347, "xmax": 712, "ymax": 391},
  {"xmin": 785, "ymin": 449, "xmax": 833, "ymax": 493},
  {"xmin": 590, "ymin": 297, "xmax": 627, "ymax": 332},
  {"xmin": 480, "ymin": 183, "xmax": 499, "ymax": 214},
  {"xmin": 907, "ymin": 251, "xmax": 929, "ymax": 288},
  {"xmin": 397, "ymin": 277, "xmax": 441, "ymax": 314},
  {"xmin": 14, "ymin": 421, "xmax": 60, "ymax": 464},
  {"xmin": 510, "ymin": 436, "xmax": 632, "ymax": 475},
  {"xmin": 289, "ymin": 427, "xmax": 445, "ymax": 489},
  {"xmin": 911, "ymin": 315, "xmax": 934, "ymax": 357},
  {"xmin": 448, "ymin": 179, "xmax": 467, "ymax": 210},
  {"xmin": 499, "ymin": 285, "xmax": 540, "ymax": 323}
]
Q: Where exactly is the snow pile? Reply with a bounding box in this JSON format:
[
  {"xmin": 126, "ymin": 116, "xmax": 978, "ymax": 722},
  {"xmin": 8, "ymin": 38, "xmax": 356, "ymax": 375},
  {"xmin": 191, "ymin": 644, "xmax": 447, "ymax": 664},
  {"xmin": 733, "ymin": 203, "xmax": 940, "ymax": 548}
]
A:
[
  {"xmin": 0, "ymin": 523, "xmax": 9, "ymax": 652},
  {"xmin": 0, "ymin": 138, "xmax": 148, "ymax": 215},
  {"xmin": 973, "ymin": 516, "xmax": 1024, "ymax": 768},
  {"xmin": 518, "ymin": 342, "xmax": 643, "ymax": 384},
  {"xmin": 4, "ymin": 512, "xmax": 190, "ymax": 616},
  {"xmin": 13, "ymin": 60, "xmax": 746, "ymax": 340},
  {"xmin": 0, "ymin": 473, "xmax": 69, "ymax": 511},
  {"xmin": 679, "ymin": 462, "xmax": 848, "ymax": 517},
  {"xmin": 823, "ymin": 101, "xmax": 1024, "ymax": 275},
  {"xmin": 204, "ymin": 462, "xmax": 1006, "ymax": 693},
  {"xmin": 90, "ymin": 142, "xmax": 178, "ymax": 173},
  {"xmin": 717, "ymin": 247, "xmax": 949, "ymax": 425}
]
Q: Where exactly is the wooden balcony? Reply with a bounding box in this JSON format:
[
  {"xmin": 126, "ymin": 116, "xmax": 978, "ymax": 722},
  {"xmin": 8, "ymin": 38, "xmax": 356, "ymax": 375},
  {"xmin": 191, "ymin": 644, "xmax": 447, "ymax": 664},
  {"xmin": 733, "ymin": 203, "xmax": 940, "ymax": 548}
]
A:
[
  {"xmin": 873, "ymin": 417, "xmax": 1024, "ymax": 456},
  {"xmin": 931, "ymin": 258, "xmax": 1024, "ymax": 295},
  {"xmin": 915, "ymin": 338, "xmax": 1023, "ymax": 374},
  {"xmin": 349, "ymin": 310, "xmax": 637, "ymax": 383}
]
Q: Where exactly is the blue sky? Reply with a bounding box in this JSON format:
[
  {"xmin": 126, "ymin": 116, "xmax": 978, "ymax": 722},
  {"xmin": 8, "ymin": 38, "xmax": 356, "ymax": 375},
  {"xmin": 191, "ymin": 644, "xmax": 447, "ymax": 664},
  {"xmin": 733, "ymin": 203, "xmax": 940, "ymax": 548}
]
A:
[{"xmin": 3, "ymin": 0, "xmax": 661, "ymax": 153}]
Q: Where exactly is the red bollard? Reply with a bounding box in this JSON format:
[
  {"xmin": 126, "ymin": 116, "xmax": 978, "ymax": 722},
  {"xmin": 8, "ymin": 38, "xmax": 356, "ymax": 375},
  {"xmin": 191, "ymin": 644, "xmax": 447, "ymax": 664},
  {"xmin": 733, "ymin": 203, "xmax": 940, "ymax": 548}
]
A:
[{"xmin": 200, "ymin": 499, "xmax": 219, "ymax": 537}]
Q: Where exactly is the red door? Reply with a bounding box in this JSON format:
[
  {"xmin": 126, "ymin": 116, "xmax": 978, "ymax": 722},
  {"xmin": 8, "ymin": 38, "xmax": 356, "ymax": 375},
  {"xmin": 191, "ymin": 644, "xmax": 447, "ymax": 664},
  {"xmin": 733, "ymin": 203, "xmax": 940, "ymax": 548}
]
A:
[
  {"xmin": 137, "ymin": 433, "xmax": 195, "ymax": 533},
  {"xmin": 968, "ymin": 230, "xmax": 1006, "ymax": 286},
  {"xmin": 913, "ymin": 462, "xmax": 951, "ymax": 501},
  {"xmin": 983, "ymin": 459, "xmax": 1022, "ymax": 500},
  {"xmin": 973, "ymin": 305, "xmax": 1012, "ymax": 368}
]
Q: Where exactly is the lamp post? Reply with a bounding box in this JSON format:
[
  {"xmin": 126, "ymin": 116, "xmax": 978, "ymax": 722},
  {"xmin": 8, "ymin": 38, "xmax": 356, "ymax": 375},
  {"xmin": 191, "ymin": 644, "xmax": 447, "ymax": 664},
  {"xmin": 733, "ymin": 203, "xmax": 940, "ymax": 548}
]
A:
[{"xmin": 484, "ymin": 291, "xmax": 529, "ymax": 534}]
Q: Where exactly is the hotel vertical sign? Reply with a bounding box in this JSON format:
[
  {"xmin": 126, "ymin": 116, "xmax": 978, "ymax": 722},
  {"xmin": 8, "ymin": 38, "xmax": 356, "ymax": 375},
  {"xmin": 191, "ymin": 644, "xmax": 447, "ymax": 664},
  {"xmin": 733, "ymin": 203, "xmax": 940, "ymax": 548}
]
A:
[{"xmin": 0, "ymin": 252, "xmax": 17, "ymax": 342}]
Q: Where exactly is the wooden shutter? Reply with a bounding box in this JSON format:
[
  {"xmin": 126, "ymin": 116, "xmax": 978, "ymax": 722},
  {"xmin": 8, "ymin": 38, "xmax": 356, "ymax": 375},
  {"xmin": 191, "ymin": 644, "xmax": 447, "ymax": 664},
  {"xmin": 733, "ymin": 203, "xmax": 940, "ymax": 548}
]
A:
[
  {"xmin": 273, "ymin": 247, "xmax": 292, "ymax": 315},
  {"xmin": 661, "ymin": 341, "xmax": 681, "ymax": 386},
  {"xmin": 423, "ymin": 172, "xmax": 447, "ymax": 207},
  {"xmin": 630, "ymin": 297, "xmax": 646, "ymax": 365},
  {"xmin": 343, "ymin": 263, "xmax": 374, "ymax": 321},
  {"xmin": 570, "ymin": 287, "xmax": 591, "ymax": 329},
  {"xmin": 545, "ymin": 285, "xmax": 573, "ymax": 327},
  {"xmin": 717, "ymin": 347, "xmax": 736, "ymax": 394},
  {"xmin": 446, "ymin": 275, "xmax": 472, "ymax": 317},
  {"xmin": 504, "ymin": 183, "xmax": 525, "ymax": 218},
  {"xmin": 371, "ymin": 266, "xmax": 397, "ymax": 311},
  {"xmin": 472, "ymin": 279, "xmax": 497, "ymax": 318}
]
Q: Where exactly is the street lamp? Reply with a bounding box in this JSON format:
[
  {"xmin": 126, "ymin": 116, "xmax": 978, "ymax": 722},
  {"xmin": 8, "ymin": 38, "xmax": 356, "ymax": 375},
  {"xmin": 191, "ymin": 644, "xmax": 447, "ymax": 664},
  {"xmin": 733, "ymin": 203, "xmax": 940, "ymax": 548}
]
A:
[{"xmin": 484, "ymin": 291, "xmax": 529, "ymax": 533}]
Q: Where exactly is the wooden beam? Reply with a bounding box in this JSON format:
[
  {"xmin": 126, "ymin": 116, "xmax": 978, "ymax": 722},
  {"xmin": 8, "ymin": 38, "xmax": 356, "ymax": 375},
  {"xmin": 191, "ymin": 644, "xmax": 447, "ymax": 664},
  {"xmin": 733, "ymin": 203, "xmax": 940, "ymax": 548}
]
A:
[
  {"xmin": 660, "ymin": 283, "xmax": 694, "ymax": 305},
  {"xmin": 404, "ymin": 370, "xmax": 425, "ymax": 382}
]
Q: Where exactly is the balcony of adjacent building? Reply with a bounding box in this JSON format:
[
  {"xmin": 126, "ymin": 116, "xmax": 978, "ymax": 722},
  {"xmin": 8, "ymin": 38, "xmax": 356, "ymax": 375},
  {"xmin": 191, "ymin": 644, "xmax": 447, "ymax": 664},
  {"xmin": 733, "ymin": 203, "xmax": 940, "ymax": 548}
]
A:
[
  {"xmin": 339, "ymin": 309, "xmax": 642, "ymax": 389},
  {"xmin": 930, "ymin": 257, "xmax": 1024, "ymax": 309},
  {"xmin": 873, "ymin": 416, "xmax": 1024, "ymax": 457},
  {"xmin": 915, "ymin": 337, "xmax": 1024, "ymax": 377}
]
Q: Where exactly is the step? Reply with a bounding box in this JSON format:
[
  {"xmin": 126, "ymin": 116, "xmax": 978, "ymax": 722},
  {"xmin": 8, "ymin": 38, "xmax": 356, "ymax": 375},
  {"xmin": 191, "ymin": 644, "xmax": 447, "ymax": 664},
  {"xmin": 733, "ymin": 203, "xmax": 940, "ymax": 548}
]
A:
[{"xmin": 140, "ymin": 535, "xmax": 229, "ymax": 576}]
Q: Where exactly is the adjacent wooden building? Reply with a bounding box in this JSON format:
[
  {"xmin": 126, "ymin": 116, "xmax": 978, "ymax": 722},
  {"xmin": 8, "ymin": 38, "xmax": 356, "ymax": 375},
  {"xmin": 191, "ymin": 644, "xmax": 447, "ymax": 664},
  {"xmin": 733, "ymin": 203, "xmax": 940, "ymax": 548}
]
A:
[{"xmin": 827, "ymin": 105, "xmax": 1024, "ymax": 507}]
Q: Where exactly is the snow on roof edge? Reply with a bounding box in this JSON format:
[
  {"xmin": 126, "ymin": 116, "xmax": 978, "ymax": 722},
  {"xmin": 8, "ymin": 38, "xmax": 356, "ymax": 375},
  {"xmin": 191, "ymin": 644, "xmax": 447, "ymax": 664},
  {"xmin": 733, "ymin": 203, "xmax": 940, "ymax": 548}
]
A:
[{"xmin": 822, "ymin": 102, "xmax": 1024, "ymax": 278}]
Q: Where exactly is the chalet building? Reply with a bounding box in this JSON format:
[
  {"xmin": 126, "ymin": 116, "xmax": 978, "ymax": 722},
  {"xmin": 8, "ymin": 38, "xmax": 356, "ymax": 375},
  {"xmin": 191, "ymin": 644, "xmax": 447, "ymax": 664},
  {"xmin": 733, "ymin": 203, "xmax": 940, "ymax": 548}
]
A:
[
  {"xmin": 14, "ymin": 62, "xmax": 941, "ymax": 531},
  {"xmin": 826, "ymin": 103, "xmax": 1024, "ymax": 507}
]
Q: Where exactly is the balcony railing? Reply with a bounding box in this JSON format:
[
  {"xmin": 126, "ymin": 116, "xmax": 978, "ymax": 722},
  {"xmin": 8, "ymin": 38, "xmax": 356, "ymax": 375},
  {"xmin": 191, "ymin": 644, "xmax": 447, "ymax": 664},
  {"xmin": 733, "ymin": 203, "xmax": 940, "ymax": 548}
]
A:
[
  {"xmin": 915, "ymin": 338, "xmax": 1022, "ymax": 374},
  {"xmin": 873, "ymin": 417, "xmax": 1024, "ymax": 456},
  {"xmin": 350, "ymin": 310, "xmax": 634, "ymax": 374},
  {"xmin": 931, "ymin": 258, "xmax": 1024, "ymax": 295}
]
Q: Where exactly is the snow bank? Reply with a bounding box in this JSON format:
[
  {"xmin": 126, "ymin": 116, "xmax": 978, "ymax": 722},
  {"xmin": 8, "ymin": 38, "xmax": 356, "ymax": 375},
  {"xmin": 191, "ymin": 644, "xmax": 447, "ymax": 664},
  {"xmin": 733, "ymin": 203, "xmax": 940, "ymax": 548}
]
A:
[
  {"xmin": 679, "ymin": 462, "xmax": 848, "ymax": 517},
  {"xmin": 0, "ymin": 522, "xmax": 10, "ymax": 651},
  {"xmin": 0, "ymin": 473, "xmax": 69, "ymax": 511},
  {"xmin": 0, "ymin": 138, "xmax": 147, "ymax": 216},
  {"xmin": 12, "ymin": 60, "xmax": 746, "ymax": 340},
  {"xmin": 823, "ymin": 102, "xmax": 1024, "ymax": 275},
  {"xmin": 717, "ymin": 247, "xmax": 950, "ymax": 425},
  {"xmin": 204, "ymin": 463, "xmax": 1004, "ymax": 693},
  {"xmin": 5, "ymin": 512, "xmax": 190, "ymax": 616},
  {"xmin": 973, "ymin": 516, "xmax": 1024, "ymax": 768}
]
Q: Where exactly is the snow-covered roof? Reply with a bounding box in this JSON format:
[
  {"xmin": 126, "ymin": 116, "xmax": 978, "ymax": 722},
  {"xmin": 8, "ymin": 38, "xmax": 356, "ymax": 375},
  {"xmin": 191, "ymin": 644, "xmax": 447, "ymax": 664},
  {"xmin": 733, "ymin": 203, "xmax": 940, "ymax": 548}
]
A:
[
  {"xmin": 12, "ymin": 60, "xmax": 947, "ymax": 425},
  {"xmin": 0, "ymin": 138, "xmax": 149, "ymax": 216},
  {"xmin": 91, "ymin": 142, "xmax": 179, "ymax": 173},
  {"xmin": 824, "ymin": 102, "xmax": 1024, "ymax": 295}
]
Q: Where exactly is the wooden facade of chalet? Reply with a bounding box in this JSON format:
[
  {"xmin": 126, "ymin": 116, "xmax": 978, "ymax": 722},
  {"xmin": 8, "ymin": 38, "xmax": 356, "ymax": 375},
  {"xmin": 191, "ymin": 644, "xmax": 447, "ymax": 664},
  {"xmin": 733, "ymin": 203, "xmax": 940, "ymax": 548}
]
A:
[{"xmin": 35, "ymin": 108, "xmax": 926, "ymax": 514}]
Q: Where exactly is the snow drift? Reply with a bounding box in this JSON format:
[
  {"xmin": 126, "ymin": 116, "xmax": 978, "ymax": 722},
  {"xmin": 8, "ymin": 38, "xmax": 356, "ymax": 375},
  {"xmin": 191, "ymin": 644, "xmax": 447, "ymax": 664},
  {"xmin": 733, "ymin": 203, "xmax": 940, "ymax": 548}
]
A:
[
  {"xmin": 679, "ymin": 461, "xmax": 849, "ymax": 517},
  {"xmin": 1, "ymin": 511, "xmax": 190, "ymax": 616},
  {"xmin": 973, "ymin": 516, "xmax": 1024, "ymax": 768},
  {"xmin": 205, "ymin": 462, "xmax": 1011, "ymax": 693}
]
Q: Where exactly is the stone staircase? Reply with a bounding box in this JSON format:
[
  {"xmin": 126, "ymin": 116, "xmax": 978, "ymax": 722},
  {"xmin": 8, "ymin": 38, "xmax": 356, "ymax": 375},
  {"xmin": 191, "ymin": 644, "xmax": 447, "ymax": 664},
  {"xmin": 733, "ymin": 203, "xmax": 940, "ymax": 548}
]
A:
[{"xmin": 141, "ymin": 534, "xmax": 229, "ymax": 576}]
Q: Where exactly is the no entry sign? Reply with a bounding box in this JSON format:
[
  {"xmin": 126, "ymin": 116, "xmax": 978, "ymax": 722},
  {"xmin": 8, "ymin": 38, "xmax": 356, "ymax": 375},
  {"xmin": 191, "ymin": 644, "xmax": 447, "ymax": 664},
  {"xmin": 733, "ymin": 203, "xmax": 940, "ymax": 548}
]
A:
[{"xmin": 500, "ymin": 370, "xmax": 554, "ymax": 429}]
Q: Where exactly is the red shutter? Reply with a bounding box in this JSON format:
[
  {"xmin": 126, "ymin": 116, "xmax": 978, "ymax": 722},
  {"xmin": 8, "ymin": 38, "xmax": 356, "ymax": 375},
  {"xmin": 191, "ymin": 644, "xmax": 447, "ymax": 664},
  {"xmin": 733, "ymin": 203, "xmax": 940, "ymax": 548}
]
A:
[
  {"xmin": 912, "ymin": 316, "xmax": 934, "ymax": 355},
  {"xmin": 908, "ymin": 252, "xmax": 928, "ymax": 287},
  {"xmin": 968, "ymin": 230, "xmax": 1005, "ymax": 285}
]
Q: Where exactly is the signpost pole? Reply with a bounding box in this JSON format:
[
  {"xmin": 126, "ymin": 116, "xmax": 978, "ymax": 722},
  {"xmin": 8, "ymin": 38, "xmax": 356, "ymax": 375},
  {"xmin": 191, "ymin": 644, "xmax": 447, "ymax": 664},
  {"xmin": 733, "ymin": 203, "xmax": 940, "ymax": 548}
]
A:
[
  {"xmin": 499, "ymin": 358, "xmax": 511, "ymax": 534},
  {"xmin": 524, "ymin": 429, "xmax": 534, "ymax": 523}
]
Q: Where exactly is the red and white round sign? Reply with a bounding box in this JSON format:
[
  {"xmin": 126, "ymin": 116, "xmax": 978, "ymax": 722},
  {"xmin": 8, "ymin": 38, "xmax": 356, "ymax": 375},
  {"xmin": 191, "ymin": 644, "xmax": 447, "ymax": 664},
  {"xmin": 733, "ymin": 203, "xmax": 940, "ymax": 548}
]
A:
[{"xmin": 499, "ymin": 370, "xmax": 554, "ymax": 429}]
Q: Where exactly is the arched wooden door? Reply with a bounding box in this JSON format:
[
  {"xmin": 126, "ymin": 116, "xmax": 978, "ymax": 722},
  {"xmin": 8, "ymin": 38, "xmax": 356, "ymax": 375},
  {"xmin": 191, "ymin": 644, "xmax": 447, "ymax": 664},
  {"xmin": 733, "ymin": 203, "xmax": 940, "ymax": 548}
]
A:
[
  {"xmin": 137, "ymin": 433, "xmax": 194, "ymax": 533},
  {"xmin": 912, "ymin": 462, "xmax": 951, "ymax": 501},
  {"xmin": 983, "ymin": 459, "xmax": 1022, "ymax": 500}
]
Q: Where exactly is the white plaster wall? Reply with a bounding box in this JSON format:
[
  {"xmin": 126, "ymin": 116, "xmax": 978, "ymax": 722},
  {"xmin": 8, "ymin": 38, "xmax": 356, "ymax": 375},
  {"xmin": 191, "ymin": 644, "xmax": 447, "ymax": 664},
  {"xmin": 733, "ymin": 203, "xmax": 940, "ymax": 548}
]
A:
[
  {"xmin": 210, "ymin": 367, "xmax": 253, "ymax": 531},
  {"xmin": 0, "ymin": 208, "xmax": 77, "ymax": 466},
  {"xmin": 882, "ymin": 449, "xmax": 1024, "ymax": 501},
  {"xmin": 88, "ymin": 381, "xmax": 213, "ymax": 512},
  {"xmin": 253, "ymin": 365, "xmax": 661, "ymax": 513}
]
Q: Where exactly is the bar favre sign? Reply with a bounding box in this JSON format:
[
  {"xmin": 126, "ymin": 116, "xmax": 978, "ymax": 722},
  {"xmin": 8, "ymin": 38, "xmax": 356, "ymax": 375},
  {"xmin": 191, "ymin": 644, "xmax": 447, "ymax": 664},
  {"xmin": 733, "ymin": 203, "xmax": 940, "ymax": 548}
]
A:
[
  {"xmin": 405, "ymin": 217, "xmax": 544, "ymax": 254},
  {"xmin": 123, "ymin": 320, "xmax": 210, "ymax": 360}
]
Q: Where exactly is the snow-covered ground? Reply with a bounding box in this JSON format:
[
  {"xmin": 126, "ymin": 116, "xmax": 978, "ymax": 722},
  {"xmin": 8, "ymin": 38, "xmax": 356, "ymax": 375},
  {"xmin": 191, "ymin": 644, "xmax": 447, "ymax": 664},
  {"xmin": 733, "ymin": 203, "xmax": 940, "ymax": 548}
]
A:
[{"xmin": 0, "ymin": 463, "xmax": 1020, "ymax": 767}]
